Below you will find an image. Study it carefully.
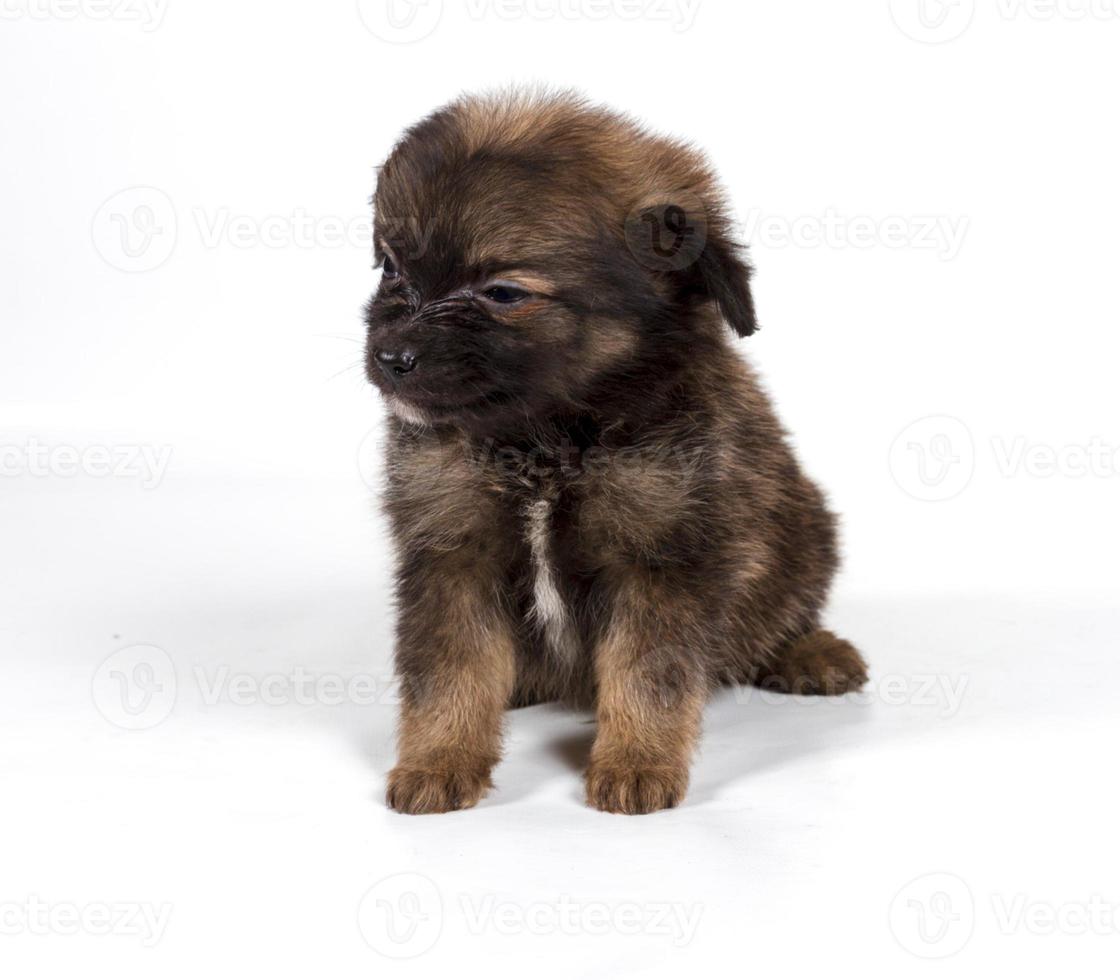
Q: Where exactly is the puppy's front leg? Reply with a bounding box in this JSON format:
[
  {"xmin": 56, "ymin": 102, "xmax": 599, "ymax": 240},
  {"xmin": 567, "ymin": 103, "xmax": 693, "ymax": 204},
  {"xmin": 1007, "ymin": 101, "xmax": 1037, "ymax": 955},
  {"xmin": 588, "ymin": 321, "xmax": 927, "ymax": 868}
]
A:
[
  {"xmin": 386, "ymin": 557, "xmax": 515, "ymax": 814},
  {"xmin": 586, "ymin": 572, "xmax": 708, "ymax": 814}
]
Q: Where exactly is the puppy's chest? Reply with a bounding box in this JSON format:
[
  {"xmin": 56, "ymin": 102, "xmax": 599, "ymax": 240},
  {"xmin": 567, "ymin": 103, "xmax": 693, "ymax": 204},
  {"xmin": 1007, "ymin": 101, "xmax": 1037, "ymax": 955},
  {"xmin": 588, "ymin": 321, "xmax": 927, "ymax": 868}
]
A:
[
  {"xmin": 493, "ymin": 450, "xmax": 697, "ymax": 658},
  {"xmin": 514, "ymin": 488, "xmax": 584, "ymax": 664}
]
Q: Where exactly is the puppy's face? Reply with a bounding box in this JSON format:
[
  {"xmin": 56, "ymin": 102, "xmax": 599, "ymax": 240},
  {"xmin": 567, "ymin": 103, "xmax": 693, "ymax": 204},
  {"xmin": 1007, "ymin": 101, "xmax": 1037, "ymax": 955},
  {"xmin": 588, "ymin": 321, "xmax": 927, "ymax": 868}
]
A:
[
  {"xmin": 364, "ymin": 177, "xmax": 644, "ymax": 431},
  {"xmin": 364, "ymin": 92, "xmax": 757, "ymax": 433}
]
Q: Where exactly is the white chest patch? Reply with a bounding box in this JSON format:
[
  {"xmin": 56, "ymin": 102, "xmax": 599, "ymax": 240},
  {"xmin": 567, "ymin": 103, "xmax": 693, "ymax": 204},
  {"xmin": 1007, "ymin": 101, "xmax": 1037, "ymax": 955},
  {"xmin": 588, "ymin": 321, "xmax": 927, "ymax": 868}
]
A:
[{"xmin": 524, "ymin": 498, "xmax": 579, "ymax": 664}]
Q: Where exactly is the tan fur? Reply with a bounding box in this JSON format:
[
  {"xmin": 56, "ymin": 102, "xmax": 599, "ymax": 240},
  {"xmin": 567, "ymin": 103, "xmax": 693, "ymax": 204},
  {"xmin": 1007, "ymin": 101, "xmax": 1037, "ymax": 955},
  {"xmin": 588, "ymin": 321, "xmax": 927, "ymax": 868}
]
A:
[
  {"xmin": 386, "ymin": 556, "xmax": 517, "ymax": 815},
  {"xmin": 585, "ymin": 572, "xmax": 708, "ymax": 814}
]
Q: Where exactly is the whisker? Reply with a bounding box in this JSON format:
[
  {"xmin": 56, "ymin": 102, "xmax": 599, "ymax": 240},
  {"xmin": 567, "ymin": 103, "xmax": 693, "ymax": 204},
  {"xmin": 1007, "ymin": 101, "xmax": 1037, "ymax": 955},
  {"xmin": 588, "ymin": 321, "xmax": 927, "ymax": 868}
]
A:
[
  {"xmin": 324, "ymin": 360, "xmax": 366, "ymax": 383},
  {"xmin": 315, "ymin": 334, "xmax": 367, "ymax": 345}
]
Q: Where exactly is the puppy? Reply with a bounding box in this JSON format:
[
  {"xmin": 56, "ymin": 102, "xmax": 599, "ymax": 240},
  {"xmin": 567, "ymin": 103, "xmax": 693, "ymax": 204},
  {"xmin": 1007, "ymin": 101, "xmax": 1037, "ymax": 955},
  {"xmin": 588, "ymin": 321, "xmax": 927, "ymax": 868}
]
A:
[{"xmin": 364, "ymin": 90, "xmax": 867, "ymax": 815}]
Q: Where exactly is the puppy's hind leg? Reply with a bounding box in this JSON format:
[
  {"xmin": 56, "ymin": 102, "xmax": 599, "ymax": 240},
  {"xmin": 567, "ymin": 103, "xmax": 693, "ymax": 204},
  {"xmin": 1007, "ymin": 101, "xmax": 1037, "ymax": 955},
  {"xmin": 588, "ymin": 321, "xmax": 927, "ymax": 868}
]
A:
[{"xmin": 754, "ymin": 629, "xmax": 868, "ymax": 696}]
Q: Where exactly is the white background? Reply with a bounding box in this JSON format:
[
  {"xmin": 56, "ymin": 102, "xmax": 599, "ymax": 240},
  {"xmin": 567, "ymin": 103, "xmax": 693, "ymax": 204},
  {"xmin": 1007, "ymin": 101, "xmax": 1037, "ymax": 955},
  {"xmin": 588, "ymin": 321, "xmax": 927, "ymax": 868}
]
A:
[{"xmin": 2, "ymin": 1, "xmax": 1118, "ymax": 977}]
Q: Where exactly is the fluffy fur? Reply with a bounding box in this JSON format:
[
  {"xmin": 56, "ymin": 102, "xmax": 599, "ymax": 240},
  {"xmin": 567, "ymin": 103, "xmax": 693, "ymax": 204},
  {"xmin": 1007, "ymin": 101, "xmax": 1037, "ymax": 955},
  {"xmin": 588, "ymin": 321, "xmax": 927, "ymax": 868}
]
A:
[{"xmin": 363, "ymin": 89, "xmax": 866, "ymax": 815}]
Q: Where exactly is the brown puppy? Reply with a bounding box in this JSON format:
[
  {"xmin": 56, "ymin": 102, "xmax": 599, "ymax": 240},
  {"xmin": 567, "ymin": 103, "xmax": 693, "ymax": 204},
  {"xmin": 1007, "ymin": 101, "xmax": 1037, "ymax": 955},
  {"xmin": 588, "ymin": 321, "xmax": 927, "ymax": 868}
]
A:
[{"xmin": 364, "ymin": 89, "xmax": 867, "ymax": 815}]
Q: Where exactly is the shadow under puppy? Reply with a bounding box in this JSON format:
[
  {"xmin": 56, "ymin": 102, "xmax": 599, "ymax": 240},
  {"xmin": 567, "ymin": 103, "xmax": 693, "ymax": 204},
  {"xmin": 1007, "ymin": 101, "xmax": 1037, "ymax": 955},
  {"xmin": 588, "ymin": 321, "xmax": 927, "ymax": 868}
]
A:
[{"xmin": 363, "ymin": 89, "xmax": 867, "ymax": 815}]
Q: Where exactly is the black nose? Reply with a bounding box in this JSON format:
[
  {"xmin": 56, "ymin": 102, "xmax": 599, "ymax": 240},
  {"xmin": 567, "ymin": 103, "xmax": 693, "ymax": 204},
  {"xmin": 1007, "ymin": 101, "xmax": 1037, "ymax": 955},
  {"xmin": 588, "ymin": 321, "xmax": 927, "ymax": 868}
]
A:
[{"xmin": 376, "ymin": 349, "xmax": 418, "ymax": 380}]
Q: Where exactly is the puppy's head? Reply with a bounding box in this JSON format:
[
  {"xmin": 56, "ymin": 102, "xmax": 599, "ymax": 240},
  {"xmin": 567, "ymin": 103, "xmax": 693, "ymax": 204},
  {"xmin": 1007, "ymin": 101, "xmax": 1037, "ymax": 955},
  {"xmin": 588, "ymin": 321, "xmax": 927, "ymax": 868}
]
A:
[{"xmin": 364, "ymin": 89, "xmax": 756, "ymax": 433}]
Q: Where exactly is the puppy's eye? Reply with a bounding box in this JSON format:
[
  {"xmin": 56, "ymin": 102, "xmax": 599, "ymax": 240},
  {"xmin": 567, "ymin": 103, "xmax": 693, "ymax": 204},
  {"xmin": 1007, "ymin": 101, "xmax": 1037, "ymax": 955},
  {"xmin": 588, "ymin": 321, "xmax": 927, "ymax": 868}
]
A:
[
  {"xmin": 381, "ymin": 254, "xmax": 399, "ymax": 280},
  {"xmin": 480, "ymin": 284, "xmax": 529, "ymax": 304}
]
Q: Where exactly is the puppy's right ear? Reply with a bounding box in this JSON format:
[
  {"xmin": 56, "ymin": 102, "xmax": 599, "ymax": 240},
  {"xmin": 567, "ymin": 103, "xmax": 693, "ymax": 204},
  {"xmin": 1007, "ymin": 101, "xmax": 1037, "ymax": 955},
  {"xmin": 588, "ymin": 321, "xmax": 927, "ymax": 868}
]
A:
[
  {"xmin": 625, "ymin": 197, "xmax": 759, "ymax": 337},
  {"xmin": 696, "ymin": 231, "xmax": 759, "ymax": 338}
]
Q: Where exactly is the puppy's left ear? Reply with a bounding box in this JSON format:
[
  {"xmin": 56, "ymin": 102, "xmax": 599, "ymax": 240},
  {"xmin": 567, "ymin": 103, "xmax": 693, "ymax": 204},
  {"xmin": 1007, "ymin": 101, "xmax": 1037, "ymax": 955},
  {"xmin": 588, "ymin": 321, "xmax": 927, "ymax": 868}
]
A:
[{"xmin": 697, "ymin": 232, "xmax": 759, "ymax": 337}]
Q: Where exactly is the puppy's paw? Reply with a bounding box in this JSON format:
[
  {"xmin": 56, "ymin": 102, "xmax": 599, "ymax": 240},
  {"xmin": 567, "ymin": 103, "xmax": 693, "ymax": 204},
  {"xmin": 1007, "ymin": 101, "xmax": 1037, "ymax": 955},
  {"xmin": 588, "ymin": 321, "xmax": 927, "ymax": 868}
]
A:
[
  {"xmin": 759, "ymin": 629, "xmax": 869, "ymax": 696},
  {"xmin": 386, "ymin": 765, "xmax": 492, "ymax": 815},
  {"xmin": 585, "ymin": 763, "xmax": 687, "ymax": 815}
]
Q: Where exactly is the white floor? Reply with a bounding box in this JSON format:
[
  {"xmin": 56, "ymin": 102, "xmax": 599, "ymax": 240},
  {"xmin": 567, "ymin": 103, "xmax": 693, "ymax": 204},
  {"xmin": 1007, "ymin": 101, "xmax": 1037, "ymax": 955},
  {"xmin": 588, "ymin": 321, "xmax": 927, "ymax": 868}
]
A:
[{"xmin": 3, "ymin": 475, "xmax": 1117, "ymax": 978}]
